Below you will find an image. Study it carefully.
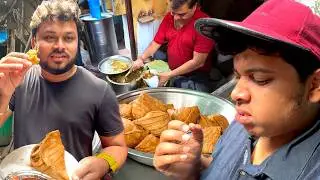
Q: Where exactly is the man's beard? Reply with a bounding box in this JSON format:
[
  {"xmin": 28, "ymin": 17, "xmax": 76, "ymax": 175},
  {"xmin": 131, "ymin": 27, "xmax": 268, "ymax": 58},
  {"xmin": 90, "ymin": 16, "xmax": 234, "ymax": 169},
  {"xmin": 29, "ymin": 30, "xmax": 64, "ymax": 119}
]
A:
[{"xmin": 40, "ymin": 56, "xmax": 76, "ymax": 75}]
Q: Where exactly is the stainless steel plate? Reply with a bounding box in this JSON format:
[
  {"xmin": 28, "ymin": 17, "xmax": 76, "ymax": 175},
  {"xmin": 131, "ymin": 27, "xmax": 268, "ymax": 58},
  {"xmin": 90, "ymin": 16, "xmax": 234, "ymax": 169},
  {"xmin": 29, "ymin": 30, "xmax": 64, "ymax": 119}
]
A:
[
  {"xmin": 117, "ymin": 87, "xmax": 236, "ymax": 166},
  {"xmin": 0, "ymin": 144, "xmax": 79, "ymax": 179},
  {"xmin": 98, "ymin": 55, "xmax": 132, "ymax": 75}
]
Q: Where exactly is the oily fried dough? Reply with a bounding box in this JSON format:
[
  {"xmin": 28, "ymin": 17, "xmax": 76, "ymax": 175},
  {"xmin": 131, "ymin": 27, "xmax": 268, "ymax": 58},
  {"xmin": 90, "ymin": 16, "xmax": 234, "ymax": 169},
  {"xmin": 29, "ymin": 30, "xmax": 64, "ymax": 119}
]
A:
[
  {"xmin": 119, "ymin": 103, "xmax": 133, "ymax": 120},
  {"xmin": 26, "ymin": 47, "xmax": 39, "ymax": 65},
  {"xmin": 205, "ymin": 114, "xmax": 229, "ymax": 132},
  {"xmin": 122, "ymin": 118, "xmax": 149, "ymax": 148},
  {"xmin": 172, "ymin": 106, "xmax": 200, "ymax": 124},
  {"xmin": 133, "ymin": 111, "xmax": 170, "ymax": 137},
  {"xmin": 131, "ymin": 93, "xmax": 168, "ymax": 119},
  {"xmin": 202, "ymin": 126, "xmax": 222, "ymax": 154},
  {"xmin": 30, "ymin": 130, "xmax": 69, "ymax": 180},
  {"xmin": 135, "ymin": 134, "xmax": 160, "ymax": 153}
]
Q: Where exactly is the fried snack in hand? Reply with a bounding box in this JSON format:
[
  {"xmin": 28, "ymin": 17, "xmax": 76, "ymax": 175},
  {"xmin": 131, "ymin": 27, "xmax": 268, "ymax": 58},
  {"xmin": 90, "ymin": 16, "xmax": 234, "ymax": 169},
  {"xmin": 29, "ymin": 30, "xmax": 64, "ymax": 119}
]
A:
[
  {"xmin": 202, "ymin": 126, "xmax": 222, "ymax": 154},
  {"xmin": 133, "ymin": 111, "xmax": 170, "ymax": 137},
  {"xmin": 119, "ymin": 104, "xmax": 133, "ymax": 120},
  {"xmin": 200, "ymin": 114, "xmax": 229, "ymax": 132},
  {"xmin": 131, "ymin": 93, "xmax": 168, "ymax": 119},
  {"xmin": 123, "ymin": 118, "xmax": 149, "ymax": 148},
  {"xmin": 135, "ymin": 134, "xmax": 160, "ymax": 153},
  {"xmin": 30, "ymin": 130, "xmax": 69, "ymax": 180},
  {"xmin": 26, "ymin": 47, "xmax": 39, "ymax": 65},
  {"xmin": 172, "ymin": 106, "xmax": 200, "ymax": 124}
]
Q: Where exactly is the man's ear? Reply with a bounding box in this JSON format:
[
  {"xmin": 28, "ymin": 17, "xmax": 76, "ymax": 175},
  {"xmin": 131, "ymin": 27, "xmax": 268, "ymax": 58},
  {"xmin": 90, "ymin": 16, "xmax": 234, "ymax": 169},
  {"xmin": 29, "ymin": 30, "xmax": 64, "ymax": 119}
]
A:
[
  {"xmin": 31, "ymin": 37, "xmax": 36, "ymax": 49},
  {"xmin": 308, "ymin": 69, "xmax": 320, "ymax": 103}
]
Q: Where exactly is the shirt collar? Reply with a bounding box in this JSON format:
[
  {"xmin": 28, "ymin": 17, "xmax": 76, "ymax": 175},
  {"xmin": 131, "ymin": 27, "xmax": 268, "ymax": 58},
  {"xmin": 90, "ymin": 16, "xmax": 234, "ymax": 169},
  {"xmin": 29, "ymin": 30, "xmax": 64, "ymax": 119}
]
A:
[{"xmin": 263, "ymin": 120, "xmax": 320, "ymax": 179}]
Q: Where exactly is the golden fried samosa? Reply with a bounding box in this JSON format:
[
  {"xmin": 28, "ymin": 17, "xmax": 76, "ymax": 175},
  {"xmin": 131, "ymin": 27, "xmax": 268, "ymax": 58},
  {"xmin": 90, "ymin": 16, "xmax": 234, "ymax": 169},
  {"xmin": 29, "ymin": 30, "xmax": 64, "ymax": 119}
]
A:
[
  {"xmin": 202, "ymin": 126, "xmax": 222, "ymax": 154},
  {"xmin": 123, "ymin": 118, "xmax": 149, "ymax": 148},
  {"xmin": 205, "ymin": 114, "xmax": 229, "ymax": 132},
  {"xmin": 172, "ymin": 106, "xmax": 200, "ymax": 124},
  {"xmin": 30, "ymin": 130, "xmax": 69, "ymax": 180},
  {"xmin": 135, "ymin": 134, "xmax": 160, "ymax": 153},
  {"xmin": 133, "ymin": 111, "xmax": 170, "ymax": 137},
  {"xmin": 119, "ymin": 103, "xmax": 133, "ymax": 120},
  {"xmin": 131, "ymin": 93, "xmax": 168, "ymax": 119}
]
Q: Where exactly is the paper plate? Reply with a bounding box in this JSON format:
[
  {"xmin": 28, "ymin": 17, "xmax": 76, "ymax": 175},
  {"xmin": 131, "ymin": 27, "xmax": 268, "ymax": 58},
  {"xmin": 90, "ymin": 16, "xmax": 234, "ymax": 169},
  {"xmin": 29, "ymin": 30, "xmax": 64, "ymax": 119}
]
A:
[
  {"xmin": 0, "ymin": 144, "xmax": 79, "ymax": 179},
  {"xmin": 144, "ymin": 60, "xmax": 170, "ymax": 73}
]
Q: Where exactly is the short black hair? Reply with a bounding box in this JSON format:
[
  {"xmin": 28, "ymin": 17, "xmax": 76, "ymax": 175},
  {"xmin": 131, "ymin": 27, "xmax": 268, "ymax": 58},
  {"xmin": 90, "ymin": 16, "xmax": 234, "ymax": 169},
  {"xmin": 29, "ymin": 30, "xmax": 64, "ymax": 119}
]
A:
[
  {"xmin": 31, "ymin": 15, "xmax": 83, "ymax": 38},
  {"xmin": 171, "ymin": 0, "xmax": 197, "ymax": 10},
  {"xmin": 214, "ymin": 28, "xmax": 320, "ymax": 83}
]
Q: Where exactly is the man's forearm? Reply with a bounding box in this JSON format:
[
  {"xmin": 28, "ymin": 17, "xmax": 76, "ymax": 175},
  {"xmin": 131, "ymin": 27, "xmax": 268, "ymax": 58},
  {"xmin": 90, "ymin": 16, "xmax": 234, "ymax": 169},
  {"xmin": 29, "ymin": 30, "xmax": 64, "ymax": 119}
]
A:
[
  {"xmin": 140, "ymin": 41, "xmax": 161, "ymax": 62},
  {"xmin": 170, "ymin": 59, "xmax": 204, "ymax": 77},
  {"xmin": 0, "ymin": 94, "xmax": 12, "ymax": 126}
]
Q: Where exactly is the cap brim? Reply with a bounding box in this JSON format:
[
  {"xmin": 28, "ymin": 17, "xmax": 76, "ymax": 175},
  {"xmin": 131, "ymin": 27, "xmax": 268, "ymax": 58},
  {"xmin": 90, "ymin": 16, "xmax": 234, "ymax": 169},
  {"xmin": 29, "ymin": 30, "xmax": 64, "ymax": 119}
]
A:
[{"xmin": 195, "ymin": 18, "xmax": 309, "ymax": 53}]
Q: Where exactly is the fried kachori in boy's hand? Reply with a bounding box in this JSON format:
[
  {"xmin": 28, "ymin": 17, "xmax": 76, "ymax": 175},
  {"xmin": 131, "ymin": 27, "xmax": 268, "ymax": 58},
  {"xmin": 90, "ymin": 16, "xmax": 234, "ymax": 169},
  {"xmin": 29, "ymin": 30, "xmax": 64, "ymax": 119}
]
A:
[
  {"xmin": 202, "ymin": 126, "xmax": 222, "ymax": 154},
  {"xmin": 205, "ymin": 114, "xmax": 229, "ymax": 132},
  {"xmin": 172, "ymin": 106, "xmax": 201, "ymax": 124}
]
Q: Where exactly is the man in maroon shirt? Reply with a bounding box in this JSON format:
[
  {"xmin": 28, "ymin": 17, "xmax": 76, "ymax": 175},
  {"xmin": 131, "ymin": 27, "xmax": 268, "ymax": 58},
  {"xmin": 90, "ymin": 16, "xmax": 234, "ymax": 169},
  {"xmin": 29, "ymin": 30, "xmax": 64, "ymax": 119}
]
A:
[{"xmin": 133, "ymin": 0, "xmax": 215, "ymax": 92}]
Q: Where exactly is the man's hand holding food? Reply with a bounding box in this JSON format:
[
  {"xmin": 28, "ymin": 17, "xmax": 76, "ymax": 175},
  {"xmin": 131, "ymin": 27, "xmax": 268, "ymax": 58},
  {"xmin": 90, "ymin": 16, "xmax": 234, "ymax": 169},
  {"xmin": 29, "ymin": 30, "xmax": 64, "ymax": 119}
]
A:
[
  {"xmin": 0, "ymin": 52, "xmax": 32, "ymax": 96},
  {"xmin": 72, "ymin": 156, "xmax": 110, "ymax": 180},
  {"xmin": 154, "ymin": 120, "xmax": 204, "ymax": 180}
]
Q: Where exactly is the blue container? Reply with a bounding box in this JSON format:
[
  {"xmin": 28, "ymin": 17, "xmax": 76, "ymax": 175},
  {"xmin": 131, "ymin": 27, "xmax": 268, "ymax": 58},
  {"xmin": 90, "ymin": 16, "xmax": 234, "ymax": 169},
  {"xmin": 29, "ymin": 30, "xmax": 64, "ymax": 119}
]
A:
[
  {"xmin": 0, "ymin": 30, "xmax": 8, "ymax": 44},
  {"xmin": 88, "ymin": 0, "xmax": 101, "ymax": 19}
]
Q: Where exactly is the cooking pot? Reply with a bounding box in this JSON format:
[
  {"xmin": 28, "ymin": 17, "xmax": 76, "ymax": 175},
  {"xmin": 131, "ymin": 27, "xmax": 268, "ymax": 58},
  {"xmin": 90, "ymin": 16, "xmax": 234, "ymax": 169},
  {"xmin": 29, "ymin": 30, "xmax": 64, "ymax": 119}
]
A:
[{"xmin": 105, "ymin": 73, "xmax": 143, "ymax": 95}]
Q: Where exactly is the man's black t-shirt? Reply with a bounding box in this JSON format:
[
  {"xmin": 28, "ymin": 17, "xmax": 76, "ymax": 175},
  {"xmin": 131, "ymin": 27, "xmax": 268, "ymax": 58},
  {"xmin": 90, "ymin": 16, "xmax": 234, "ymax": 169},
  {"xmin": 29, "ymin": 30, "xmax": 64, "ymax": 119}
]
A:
[{"xmin": 9, "ymin": 66, "xmax": 123, "ymax": 161}]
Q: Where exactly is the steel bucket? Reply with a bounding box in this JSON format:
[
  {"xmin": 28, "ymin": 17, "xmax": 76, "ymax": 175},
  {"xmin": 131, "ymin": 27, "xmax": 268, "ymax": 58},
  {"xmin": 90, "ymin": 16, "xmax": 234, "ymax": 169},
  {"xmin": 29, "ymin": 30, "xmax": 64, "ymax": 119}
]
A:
[{"xmin": 81, "ymin": 12, "xmax": 119, "ymax": 66}]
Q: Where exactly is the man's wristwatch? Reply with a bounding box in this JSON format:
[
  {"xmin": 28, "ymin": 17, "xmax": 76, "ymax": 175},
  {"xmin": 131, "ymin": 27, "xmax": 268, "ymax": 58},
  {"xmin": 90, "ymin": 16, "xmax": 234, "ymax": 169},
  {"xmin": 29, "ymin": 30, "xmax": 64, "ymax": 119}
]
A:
[{"xmin": 96, "ymin": 152, "xmax": 119, "ymax": 174}]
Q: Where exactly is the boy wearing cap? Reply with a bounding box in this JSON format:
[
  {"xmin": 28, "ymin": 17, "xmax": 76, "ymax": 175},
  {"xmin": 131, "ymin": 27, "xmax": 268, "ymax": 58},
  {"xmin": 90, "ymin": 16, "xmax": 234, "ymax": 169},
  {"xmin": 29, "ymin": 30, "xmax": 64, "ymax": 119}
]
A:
[
  {"xmin": 0, "ymin": 0, "xmax": 127, "ymax": 179},
  {"xmin": 132, "ymin": 0, "xmax": 215, "ymax": 92},
  {"xmin": 154, "ymin": 0, "xmax": 320, "ymax": 179}
]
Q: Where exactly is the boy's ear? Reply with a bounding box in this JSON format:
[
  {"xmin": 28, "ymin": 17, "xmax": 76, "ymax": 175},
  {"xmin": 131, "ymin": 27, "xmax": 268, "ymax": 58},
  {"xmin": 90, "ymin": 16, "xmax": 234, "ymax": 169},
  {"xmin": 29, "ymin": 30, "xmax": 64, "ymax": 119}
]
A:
[{"xmin": 308, "ymin": 69, "xmax": 320, "ymax": 103}]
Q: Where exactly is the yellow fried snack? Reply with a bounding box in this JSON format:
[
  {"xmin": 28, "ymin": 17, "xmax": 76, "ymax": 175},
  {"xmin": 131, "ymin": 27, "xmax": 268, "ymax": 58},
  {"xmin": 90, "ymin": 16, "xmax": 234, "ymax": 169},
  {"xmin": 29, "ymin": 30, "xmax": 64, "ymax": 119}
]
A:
[
  {"xmin": 172, "ymin": 106, "xmax": 201, "ymax": 124},
  {"xmin": 135, "ymin": 134, "xmax": 160, "ymax": 153},
  {"xmin": 26, "ymin": 47, "xmax": 39, "ymax": 65},
  {"xmin": 131, "ymin": 93, "xmax": 168, "ymax": 119},
  {"xmin": 30, "ymin": 130, "xmax": 69, "ymax": 180},
  {"xmin": 133, "ymin": 111, "xmax": 170, "ymax": 137},
  {"xmin": 119, "ymin": 103, "xmax": 133, "ymax": 120},
  {"xmin": 202, "ymin": 126, "xmax": 222, "ymax": 154},
  {"xmin": 123, "ymin": 118, "xmax": 149, "ymax": 148}
]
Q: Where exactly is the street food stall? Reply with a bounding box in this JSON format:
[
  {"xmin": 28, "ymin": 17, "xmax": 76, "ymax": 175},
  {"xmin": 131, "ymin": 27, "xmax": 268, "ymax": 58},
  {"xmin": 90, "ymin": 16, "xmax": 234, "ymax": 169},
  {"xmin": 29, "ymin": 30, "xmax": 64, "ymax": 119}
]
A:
[{"xmin": 0, "ymin": 0, "xmax": 237, "ymax": 179}]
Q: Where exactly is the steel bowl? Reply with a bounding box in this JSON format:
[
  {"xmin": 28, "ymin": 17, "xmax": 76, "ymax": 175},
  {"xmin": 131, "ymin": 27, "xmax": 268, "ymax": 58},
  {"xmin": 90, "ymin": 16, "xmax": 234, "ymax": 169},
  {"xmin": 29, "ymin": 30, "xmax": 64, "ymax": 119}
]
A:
[
  {"xmin": 4, "ymin": 170, "xmax": 51, "ymax": 180},
  {"xmin": 116, "ymin": 87, "xmax": 236, "ymax": 166},
  {"xmin": 97, "ymin": 55, "xmax": 132, "ymax": 75},
  {"xmin": 106, "ymin": 68, "xmax": 145, "ymax": 95}
]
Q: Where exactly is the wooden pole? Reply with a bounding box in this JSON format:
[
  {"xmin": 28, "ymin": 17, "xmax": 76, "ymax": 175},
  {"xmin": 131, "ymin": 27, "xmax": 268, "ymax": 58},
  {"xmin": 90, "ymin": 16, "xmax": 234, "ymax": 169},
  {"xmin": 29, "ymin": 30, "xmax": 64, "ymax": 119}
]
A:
[{"xmin": 124, "ymin": 0, "xmax": 137, "ymax": 60}]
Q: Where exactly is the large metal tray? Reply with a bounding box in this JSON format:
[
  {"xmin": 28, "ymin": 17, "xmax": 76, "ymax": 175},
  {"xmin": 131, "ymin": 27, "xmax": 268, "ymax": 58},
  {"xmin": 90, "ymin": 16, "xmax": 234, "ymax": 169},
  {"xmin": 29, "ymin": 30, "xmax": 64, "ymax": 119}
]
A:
[{"xmin": 117, "ymin": 87, "xmax": 236, "ymax": 166}]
